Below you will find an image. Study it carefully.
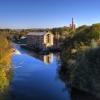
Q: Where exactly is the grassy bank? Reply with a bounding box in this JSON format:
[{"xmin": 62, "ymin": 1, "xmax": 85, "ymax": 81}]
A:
[{"xmin": 0, "ymin": 32, "xmax": 13, "ymax": 99}]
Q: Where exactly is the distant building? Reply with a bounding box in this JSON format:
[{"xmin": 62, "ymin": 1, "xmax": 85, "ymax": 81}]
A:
[
  {"xmin": 19, "ymin": 36, "xmax": 27, "ymax": 44},
  {"xmin": 26, "ymin": 31, "xmax": 54, "ymax": 50},
  {"xmin": 70, "ymin": 18, "xmax": 76, "ymax": 31}
]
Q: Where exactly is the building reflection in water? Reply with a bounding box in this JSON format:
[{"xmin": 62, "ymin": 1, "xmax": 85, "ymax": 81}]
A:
[
  {"xmin": 27, "ymin": 52, "xmax": 53, "ymax": 64},
  {"xmin": 43, "ymin": 53, "xmax": 53, "ymax": 64}
]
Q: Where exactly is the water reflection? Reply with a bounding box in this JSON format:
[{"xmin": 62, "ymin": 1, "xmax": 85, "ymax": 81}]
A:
[
  {"xmin": 29, "ymin": 52, "xmax": 53, "ymax": 64},
  {"xmin": 59, "ymin": 47, "xmax": 100, "ymax": 100},
  {"xmin": 10, "ymin": 44, "xmax": 71, "ymax": 100},
  {"xmin": 58, "ymin": 63, "xmax": 100, "ymax": 100},
  {"xmin": 15, "ymin": 44, "xmax": 54, "ymax": 64},
  {"xmin": 43, "ymin": 53, "xmax": 53, "ymax": 64}
]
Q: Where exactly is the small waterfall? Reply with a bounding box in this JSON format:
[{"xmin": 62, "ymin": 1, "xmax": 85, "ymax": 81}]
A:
[{"xmin": 13, "ymin": 49, "xmax": 21, "ymax": 55}]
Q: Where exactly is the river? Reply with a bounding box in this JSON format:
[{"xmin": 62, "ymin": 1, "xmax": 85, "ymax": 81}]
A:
[
  {"xmin": 1, "ymin": 44, "xmax": 99, "ymax": 100},
  {"xmin": 8, "ymin": 44, "xmax": 70, "ymax": 100}
]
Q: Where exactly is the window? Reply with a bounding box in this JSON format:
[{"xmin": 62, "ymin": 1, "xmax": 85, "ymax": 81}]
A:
[{"xmin": 47, "ymin": 34, "xmax": 50, "ymax": 43}]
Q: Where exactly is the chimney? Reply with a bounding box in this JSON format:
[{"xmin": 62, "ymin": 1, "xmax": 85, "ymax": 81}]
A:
[{"xmin": 71, "ymin": 17, "xmax": 76, "ymax": 31}]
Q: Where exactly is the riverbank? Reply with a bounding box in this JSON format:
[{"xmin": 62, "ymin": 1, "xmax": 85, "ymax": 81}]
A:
[
  {"xmin": 59, "ymin": 23, "xmax": 100, "ymax": 99},
  {"xmin": 71, "ymin": 87, "xmax": 100, "ymax": 100},
  {"xmin": 20, "ymin": 44, "xmax": 61, "ymax": 54},
  {"xmin": 60, "ymin": 45, "xmax": 100, "ymax": 99},
  {"xmin": 0, "ymin": 48, "xmax": 14, "ymax": 73},
  {"xmin": 0, "ymin": 48, "xmax": 13, "ymax": 99}
]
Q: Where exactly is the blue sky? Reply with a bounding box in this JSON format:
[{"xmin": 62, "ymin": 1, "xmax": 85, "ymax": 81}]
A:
[{"xmin": 0, "ymin": 0, "xmax": 100, "ymax": 29}]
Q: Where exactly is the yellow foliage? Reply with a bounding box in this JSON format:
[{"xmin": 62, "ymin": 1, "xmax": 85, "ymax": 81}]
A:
[
  {"xmin": 0, "ymin": 49, "xmax": 12, "ymax": 95},
  {"xmin": 0, "ymin": 36, "xmax": 9, "ymax": 49}
]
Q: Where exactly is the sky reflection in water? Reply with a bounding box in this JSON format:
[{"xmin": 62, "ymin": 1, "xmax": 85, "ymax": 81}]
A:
[{"xmin": 10, "ymin": 47, "xmax": 70, "ymax": 100}]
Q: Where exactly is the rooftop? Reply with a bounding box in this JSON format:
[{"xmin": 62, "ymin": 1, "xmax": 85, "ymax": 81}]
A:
[{"xmin": 27, "ymin": 32, "xmax": 47, "ymax": 36}]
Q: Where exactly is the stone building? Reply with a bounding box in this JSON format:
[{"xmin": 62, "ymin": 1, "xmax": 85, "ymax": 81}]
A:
[{"xmin": 27, "ymin": 31, "xmax": 54, "ymax": 50}]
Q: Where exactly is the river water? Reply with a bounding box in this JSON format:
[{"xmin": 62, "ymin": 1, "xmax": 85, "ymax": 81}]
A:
[
  {"xmin": 1, "ymin": 44, "xmax": 99, "ymax": 100},
  {"xmin": 8, "ymin": 44, "xmax": 71, "ymax": 100}
]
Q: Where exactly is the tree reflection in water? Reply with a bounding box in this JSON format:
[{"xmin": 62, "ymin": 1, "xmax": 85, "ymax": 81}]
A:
[{"xmin": 58, "ymin": 48, "xmax": 100, "ymax": 100}]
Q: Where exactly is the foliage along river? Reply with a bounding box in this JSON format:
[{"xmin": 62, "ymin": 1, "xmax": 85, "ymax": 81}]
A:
[{"xmin": 1, "ymin": 44, "xmax": 100, "ymax": 100}]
